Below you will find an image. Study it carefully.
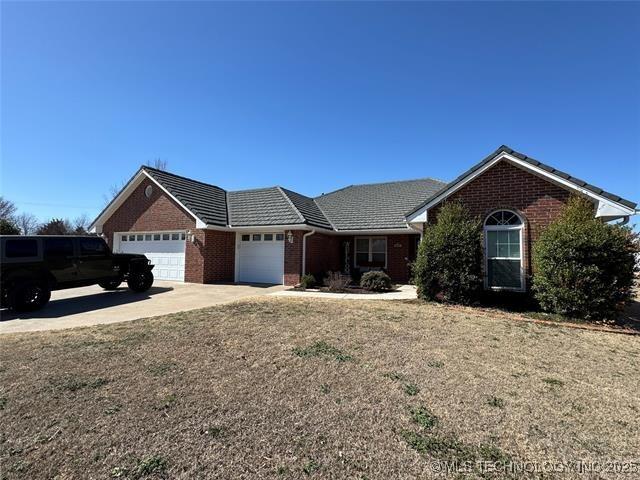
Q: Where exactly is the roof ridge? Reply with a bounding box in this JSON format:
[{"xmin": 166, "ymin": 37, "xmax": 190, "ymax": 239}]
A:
[
  {"xmin": 276, "ymin": 186, "xmax": 306, "ymax": 223},
  {"xmin": 316, "ymin": 177, "xmax": 447, "ymax": 198},
  {"xmin": 142, "ymin": 166, "xmax": 226, "ymax": 192},
  {"xmin": 311, "ymin": 197, "xmax": 337, "ymax": 230},
  {"xmin": 229, "ymin": 186, "xmax": 280, "ymax": 194}
]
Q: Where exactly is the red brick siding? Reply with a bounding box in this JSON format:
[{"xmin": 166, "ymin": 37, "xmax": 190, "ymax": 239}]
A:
[
  {"xmin": 102, "ymin": 178, "xmax": 196, "ymax": 244},
  {"xmin": 284, "ymin": 230, "xmax": 305, "ymax": 285},
  {"xmin": 386, "ymin": 234, "xmax": 416, "ymax": 283},
  {"xmin": 305, "ymin": 233, "xmax": 341, "ymax": 277},
  {"xmin": 427, "ymin": 160, "xmax": 573, "ymax": 288},
  {"xmin": 185, "ymin": 230, "xmax": 236, "ymax": 283},
  {"xmin": 102, "ymin": 178, "xmax": 235, "ymax": 284},
  {"xmin": 336, "ymin": 234, "xmax": 417, "ymax": 283}
]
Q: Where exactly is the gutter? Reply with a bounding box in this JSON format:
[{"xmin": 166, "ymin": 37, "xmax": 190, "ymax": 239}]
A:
[{"xmin": 302, "ymin": 230, "xmax": 316, "ymax": 276}]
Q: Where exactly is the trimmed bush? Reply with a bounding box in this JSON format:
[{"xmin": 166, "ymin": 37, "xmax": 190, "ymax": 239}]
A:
[
  {"xmin": 532, "ymin": 196, "xmax": 639, "ymax": 319},
  {"xmin": 360, "ymin": 271, "xmax": 393, "ymax": 292},
  {"xmin": 299, "ymin": 273, "xmax": 316, "ymax": 289},
  {"xmin": 323, "ymin": 271, "xmax": 351, "ymax": 292},
  {"xmin": 412, "ymin": 201, "xmax": 483, "ymax": 304}
]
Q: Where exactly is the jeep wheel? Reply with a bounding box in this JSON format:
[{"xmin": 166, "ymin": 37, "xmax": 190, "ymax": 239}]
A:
[
  {"xmin": 127, "ymin": 271, "xmax": 154, "ymax": 293},
  {"xmin": 9, "ymin": 280, "xmax": 51, "ymax": 312},
  {"xmin": 99, "ymin": 279, "xmax": 123, "ymax": 290}
]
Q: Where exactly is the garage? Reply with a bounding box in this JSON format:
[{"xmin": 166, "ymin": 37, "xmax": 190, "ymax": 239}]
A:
[
  {"xmin": 115, "ymin": 231, "xmax": 186, "ymax": 282},
  {"xmin": 236, "ymin": 232, "xmax": 284, "ymax": 284}
]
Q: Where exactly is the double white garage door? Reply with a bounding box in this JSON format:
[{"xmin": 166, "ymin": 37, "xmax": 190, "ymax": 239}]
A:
[
  {"xmin": 115, "ymin": 230, "xmax": 285, "ymax": 284},
  {"xmin": 115, "ymin": 231, "xmax": 186, "ymax": 282}
]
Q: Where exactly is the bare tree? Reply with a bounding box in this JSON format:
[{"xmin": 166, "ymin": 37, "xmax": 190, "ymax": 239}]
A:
[
  {"xmin": 72, "ymin": 213, "xmax": 91, "ymax": 234},
  {"xmin": 103, "ymin": 179, "xmax": 126, "ymax": 205},
  {"xmin": 0, "ymin": 196, "xmax": 17, "ymax": 220},
  {"xmin": 15, "ymin": 212, "xmax": 40, "ymax": 235},
  {"xmin": 147, "ymin": 158, "xmax": 168, "ymax": 171},
  {"xmin": 103, "ymin": 158, "xmax": 168, "ymax": 205}
]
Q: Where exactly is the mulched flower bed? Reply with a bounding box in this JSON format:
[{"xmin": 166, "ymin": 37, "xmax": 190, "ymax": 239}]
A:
[{"xmin": 290, "ymin": 286, "xmax": 398, "ymax": 295}]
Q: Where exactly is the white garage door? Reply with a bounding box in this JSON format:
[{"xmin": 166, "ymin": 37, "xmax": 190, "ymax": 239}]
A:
[
  {"xmin": 116, "ymin": 231, "xmax": 186, "ymax": 282},
  {"xmin": 237, "ymin": 232, "xmax": 284, "ymax": 284}
]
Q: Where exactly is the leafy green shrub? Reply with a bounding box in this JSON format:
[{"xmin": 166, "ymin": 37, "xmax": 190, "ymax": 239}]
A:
[
  {"xmin": 299, "ymin": 273, "xmax": 316, "ymax": 289},
  {"xmin": 323, "ymin": 271, "xmax": 351, "ymax": 292},
  {"xmin": 360, "ymin": 271, "xmax": 393, "ymax": 291},
  {"xmin": 532, "ymin": 196, "xmax": 639, "ymax": 319},
  {"xmin": 412, "ymin": 201, "xmax": 483, "ymax": 304}
]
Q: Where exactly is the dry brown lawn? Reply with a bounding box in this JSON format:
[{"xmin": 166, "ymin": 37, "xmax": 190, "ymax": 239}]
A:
[{"xmin": 1, "ymin": 298, "xmax": 639, "ymax": 479}]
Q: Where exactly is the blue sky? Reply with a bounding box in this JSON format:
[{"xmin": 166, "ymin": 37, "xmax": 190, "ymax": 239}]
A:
[{"xmin": 2, "ymin": 1, "xmax": 639, "ymax": 225}]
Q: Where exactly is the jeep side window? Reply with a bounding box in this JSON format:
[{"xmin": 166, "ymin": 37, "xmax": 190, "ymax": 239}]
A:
[
  {"xmin": 5, "ymin": 239, "xmax": 38, "ymax": 258},
  {"xmin": 44, "ymin": 238, "xmax": 74, "ymax": 258},
  {"xmin": 79, "ymin": 238, "xmax": 108, "ymax": 256}
]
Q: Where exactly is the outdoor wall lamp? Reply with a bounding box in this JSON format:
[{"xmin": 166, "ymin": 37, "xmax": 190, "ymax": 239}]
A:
[
  {"xmin": 187, "ymin": 230, "xmax": 195, "ymax": 243},
  {"xmin": 287, "ymin": 231, "xmax": 294, "ymax": 244}
]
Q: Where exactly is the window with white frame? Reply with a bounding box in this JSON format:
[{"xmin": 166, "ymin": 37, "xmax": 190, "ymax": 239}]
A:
[
  {"xmin": 484, "ymin": 210, "xmax": 523, "ymax": 290},
  {"xmin": 354, "ymin": 237, "xmax": 387, "ymax": 268}
]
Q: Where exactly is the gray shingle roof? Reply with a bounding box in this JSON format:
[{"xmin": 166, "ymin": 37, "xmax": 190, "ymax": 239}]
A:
[
  {"xmin": 227, "ymin": 187, "xmax": 304, "ymax": 227},
  {"xmin": 143, "ymin": 167, "xmax": 228, "ymax": 226},
  {"xmin": 280, "ymin": 188, "xmax": 333, "ymax": 229},
  {"xmin": 96, "ymin": 145, "xmax": 635, "ymax": 233},
  {"xmin": 315, "ymin": 178, "xmax": 447, "ymax": 230},
  {"xmin": 407, "ymin": 145, "xmax": 637, "ymax": 216}
]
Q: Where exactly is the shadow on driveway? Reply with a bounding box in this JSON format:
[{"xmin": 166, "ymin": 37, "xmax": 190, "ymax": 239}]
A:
[{"xmin": 1, "ymin": 286, "xmax": 174, "ymax": 321}]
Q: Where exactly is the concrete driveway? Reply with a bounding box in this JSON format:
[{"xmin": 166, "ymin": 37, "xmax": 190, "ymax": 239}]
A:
[{"xmin": 0, "ymin": 281, "xmax": 285, "ymax": 334}]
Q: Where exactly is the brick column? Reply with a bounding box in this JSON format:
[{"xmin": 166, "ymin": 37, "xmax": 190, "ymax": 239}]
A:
[{"xmin": 284, "ymin": 230, "xmax": 305, "ymax": 285}]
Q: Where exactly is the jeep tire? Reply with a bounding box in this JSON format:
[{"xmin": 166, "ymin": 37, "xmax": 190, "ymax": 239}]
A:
[
  {"xmin": 9, "ymin": 279, "xmax": 51, "ymax": 312},
  {"xmin": 127, "ymin": 271, "xmax": 154, "ymax": 293}
]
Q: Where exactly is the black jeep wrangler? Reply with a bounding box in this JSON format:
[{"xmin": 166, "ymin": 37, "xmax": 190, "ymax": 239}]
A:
[{"xmin": 0, "ymin": 235, "xmax": 154, "ymax": 312}]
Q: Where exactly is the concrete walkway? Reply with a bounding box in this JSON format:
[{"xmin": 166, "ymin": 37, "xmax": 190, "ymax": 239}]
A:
[
  {"xmin": 0, "ymin": 281, "xmax": 285, "ymax": 334},
  {"xmin": 269, "ymin": 284, "xmax": 417, "ymax": 300}
]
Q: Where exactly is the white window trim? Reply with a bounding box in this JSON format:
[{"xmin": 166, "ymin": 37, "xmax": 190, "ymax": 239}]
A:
[
  {"xmin": 354, "ymin": 236, "xmax": 388, "ymax": 269},
  {"xmin": 483, "ymin": 211, "xmax": 525, "ymax": 292}
]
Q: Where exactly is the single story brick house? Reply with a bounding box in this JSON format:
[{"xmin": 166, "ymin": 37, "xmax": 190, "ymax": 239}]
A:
[{"xmin": 90, "ymin": 145, "xmax": 637, "ymax": 291}]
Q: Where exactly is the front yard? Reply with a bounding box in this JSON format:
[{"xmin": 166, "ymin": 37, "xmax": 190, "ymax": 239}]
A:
[{"xmin": 1, "ymin": 298, "xmax": 639, "ymax": 479}]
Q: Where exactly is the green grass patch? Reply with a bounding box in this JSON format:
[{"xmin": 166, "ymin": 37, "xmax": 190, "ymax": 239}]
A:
[
  {"xmin": 293, "ymin": 341, "xmax": 353, "ymax": 362},
  {"xmin": 303, "ymin": 459, "xmax": 320, "ymax": 475},
  {"xmin": 487, "ymin": 396, "xmax": 506, "ymax": 408},
  {"xmin": 410, "ymin": 406, "xmax": 438, "ymax": 430},
  {"xmin": 542, "ymin": 377, "xmax": 564, "ymax": 387},
  {"xmin": 403, "ymin": 383, "xmax": 420, "ymax": 396}
]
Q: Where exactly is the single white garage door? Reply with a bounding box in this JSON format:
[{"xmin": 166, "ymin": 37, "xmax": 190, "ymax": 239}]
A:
[
  {"xmin": 237, "ymin": 232, "xmax": 284, "ymax": 284},
  {"xmin": 115, "ymin": 231, "xmax": 186, "ymax": 282}
]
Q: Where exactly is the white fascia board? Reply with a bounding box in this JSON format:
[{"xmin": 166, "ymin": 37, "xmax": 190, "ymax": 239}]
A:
[{"xmin": 406, "ymin": 152, "xmax": 635, "ymax": 222}]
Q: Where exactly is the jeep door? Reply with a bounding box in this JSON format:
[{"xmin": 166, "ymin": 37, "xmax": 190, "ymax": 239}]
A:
[
  {"xmin": 43, "ymin": 237, "xmax": 77, "ymax": 285},
  {"xmin": 77, "ymin": 237, "xmax": 114, "ymax": 281}
]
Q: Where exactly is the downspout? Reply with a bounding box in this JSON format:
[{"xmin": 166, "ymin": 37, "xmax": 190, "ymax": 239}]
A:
[{"xmin": 302, "ymin": 230, "xmax": 316, "ymax": 276}]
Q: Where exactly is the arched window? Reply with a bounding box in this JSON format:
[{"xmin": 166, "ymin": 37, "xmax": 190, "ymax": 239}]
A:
[{"xmin": 484, "ymin": 210, "xmax": 524, "ymax": 290}]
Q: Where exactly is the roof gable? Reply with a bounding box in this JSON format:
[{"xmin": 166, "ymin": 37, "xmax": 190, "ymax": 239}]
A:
[{"xmin": 406, "ymin": 146, "xmax": 637, "ymax": 222}]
